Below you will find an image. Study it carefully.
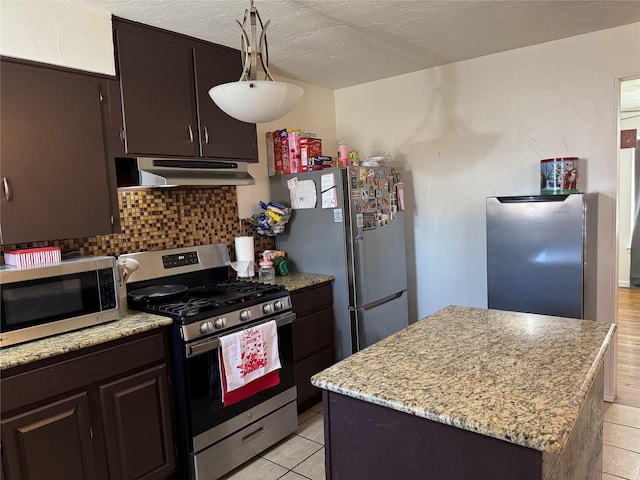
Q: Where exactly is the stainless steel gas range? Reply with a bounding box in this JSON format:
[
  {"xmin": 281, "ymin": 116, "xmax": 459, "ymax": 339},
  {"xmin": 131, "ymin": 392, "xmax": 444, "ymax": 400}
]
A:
[{"xmin": 119, "ymin": 244, "xmax": 297, "ymax": 480}]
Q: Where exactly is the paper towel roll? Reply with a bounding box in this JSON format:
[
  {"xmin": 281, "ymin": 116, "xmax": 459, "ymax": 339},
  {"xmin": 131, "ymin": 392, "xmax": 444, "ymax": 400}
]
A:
[{"xmin": 234, "ymin": 236, "xmax": 255, "ymax": 278}]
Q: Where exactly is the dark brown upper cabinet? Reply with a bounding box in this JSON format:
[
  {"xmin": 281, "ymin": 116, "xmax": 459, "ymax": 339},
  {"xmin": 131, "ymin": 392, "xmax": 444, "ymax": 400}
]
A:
[
  {"xmin": 113, "ymin": 19, "xmax": 258, "ymax": 162},
  {"xmin": 0, "ymin": 59, "xmax": 117, "ymax": 245},
  {"xmin": 193, "ymin": 47, "xmax": 258, "ymax": 160}
]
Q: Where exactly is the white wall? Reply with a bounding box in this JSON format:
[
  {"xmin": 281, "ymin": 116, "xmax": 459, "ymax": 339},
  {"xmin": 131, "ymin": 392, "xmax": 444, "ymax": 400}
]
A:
[
  {"xmin": 336, "ymin": 23, "xmax": 640, "ymax": 331},
  {"xmin": 618, "ymin": 114, "xmax": 639, "ymax": 287},
  {"xmin": 0, "ymin": 0, "xmax": 114, "ymax": 75}
]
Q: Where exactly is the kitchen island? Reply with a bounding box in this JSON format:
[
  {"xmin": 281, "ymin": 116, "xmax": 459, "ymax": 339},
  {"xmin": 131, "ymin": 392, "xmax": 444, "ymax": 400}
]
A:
[{"xmin": 311, "ymin": 305, "xmax": 616, "ymax": 480}]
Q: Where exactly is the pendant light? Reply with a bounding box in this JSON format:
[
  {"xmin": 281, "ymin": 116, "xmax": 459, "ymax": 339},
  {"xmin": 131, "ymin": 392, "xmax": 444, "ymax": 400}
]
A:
[{"xmin": 209, "ymin": 0, "xmax": 304, "ymax": 124}]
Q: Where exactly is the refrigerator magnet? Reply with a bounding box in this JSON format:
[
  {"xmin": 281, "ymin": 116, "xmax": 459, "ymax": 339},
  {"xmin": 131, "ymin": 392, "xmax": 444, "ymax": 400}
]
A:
[
  {"xmin": 363, "ymin": 213, "xmax": 376, "ymax": 230},
  {"xmin": 333, "ymin": 208, "xmax": 343, "ymax": 222},
  {"xmin": 356, "ymin": 213, "xmax": 364, "ymax": 227},
  {"xmin": 366, "ymin": 169, "xmax": 375, "ymax": 184}
]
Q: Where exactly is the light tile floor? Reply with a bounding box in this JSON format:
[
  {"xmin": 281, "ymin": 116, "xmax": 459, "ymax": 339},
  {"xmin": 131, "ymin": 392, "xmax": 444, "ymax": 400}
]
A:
[
  {"xmin": 603, "ymin": 402, "xmax": 640, "ymax": 480},
  {"xmin": 222, "ymin": 401, "xmax": 640, "ymax": 480}
]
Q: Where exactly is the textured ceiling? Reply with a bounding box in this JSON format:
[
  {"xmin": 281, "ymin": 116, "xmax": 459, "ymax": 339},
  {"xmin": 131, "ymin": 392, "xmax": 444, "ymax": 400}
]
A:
[{"xmin": 79, "ymin": 0, "xmax": 640, "ymax": 90}]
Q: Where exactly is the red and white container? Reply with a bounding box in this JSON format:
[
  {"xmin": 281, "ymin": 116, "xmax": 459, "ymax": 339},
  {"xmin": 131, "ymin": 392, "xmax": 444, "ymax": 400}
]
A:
[{"xmin": 3, "ymin": 246, "xmax": 62, "ymax": 268}]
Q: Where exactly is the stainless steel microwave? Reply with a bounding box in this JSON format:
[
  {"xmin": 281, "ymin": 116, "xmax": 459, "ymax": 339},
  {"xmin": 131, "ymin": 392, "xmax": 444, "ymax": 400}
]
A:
[{"xmin": 0, "ymin": 256, "xmax": 120, "ymax": 347}]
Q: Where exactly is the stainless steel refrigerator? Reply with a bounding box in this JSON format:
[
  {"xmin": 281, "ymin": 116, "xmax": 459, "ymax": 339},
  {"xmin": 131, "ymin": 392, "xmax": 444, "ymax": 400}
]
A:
[
  {"xmin": 270, "ymin": 166, "xmax": 408, "ymax": 360},
  {"xmin": 486, "ymin": 193, "xmax": 598, "ymax": 320}
]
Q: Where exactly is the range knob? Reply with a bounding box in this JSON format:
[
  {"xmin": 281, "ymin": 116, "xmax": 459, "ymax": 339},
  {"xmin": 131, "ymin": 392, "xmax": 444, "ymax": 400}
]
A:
[
  {"xmin": 214, "ymin": 317, "xmax": 226, "ymax": 329},
  {"xmin": 274, "ymin": 300, "xmax": 284, "ymax": 311},
  {"xmin": 199, "ymin": 321, "xmax": 213, "ymax": 334},
  {"xmin": 240, "ymin": 310, "xmax": 251, "ymax": 321},
  {"xmin": 262, "ymin": 303, "xmax": 274, "ymax": 314}
]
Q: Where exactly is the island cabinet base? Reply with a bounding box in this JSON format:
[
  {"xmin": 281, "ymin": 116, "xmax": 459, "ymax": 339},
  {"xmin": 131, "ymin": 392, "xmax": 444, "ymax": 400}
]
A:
[{"xmin": 322, "ymin": 367, "xmax": 603, "ymax": 480}]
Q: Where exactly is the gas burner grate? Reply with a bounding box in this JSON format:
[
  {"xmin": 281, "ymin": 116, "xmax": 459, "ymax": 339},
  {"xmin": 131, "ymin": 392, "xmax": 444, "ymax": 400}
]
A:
[
  {"xmin": 152, "ymin": 297, "xmax": 220, "ymax": 318},
  {"xmin": 208, "ymin": 279, "xmax": 286, "ymax": 296}
]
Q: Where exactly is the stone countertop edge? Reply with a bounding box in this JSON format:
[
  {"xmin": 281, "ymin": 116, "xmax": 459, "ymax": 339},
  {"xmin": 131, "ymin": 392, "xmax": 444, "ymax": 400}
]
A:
[
  {"xmin": 0, "ymin": 312, "xmax": 173, "ymax": 371},
  {"xmin": 269, "ymin": 272, "xmax": 335, "ymax": 291},
  {"xmin": 310, "ymin": 305, "xmax": 616, "ymax": 454},
  {"xmin": 0, "ymin": 272, "xmax": 334, "ymax": 371}
]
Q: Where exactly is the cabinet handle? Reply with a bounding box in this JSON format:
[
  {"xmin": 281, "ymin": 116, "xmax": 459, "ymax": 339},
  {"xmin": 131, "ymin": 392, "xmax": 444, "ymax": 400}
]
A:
[
  {"xmin": 203, "ymin": 126, "xmax": 210, "ymax": 144},
  {"xmin": 2, "ymin": 177, "xmax": 11, "ymax": 201},
  {"xmin": 188, "ymin": 125, "xmax": 194, "ymax": 144},
  {"xmin": 241, "ymin": 426, "xmax": 264, "ymax": 444}
]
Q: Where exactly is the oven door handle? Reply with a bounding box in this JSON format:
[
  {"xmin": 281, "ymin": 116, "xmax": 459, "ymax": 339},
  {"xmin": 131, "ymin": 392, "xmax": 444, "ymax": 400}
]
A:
[{"xmin": 186, "ymin": 312, "xmax": 295, "ymax": 358}]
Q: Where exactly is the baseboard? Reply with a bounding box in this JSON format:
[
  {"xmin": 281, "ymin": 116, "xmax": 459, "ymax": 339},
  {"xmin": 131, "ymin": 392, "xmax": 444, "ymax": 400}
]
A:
[{"xmin": 618, "ymin": 280, "xmax": 631, "ymax": 288}]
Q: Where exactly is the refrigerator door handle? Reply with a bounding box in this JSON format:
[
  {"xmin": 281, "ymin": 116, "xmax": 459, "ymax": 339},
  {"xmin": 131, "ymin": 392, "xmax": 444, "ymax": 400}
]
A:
[
  {"xmin": 349, "ymin": 290, "xmax": 406, "ymax": 354},
  {"xmin": 358, "ymin": 291, "xmax": 405, "ymax": 311},
  {"xmin": 348, "ymin": 306, "xmax": 359, "ymax": 355},
  {"xmin": 496, "ymin": 195, "xmax": 569, "ymax": 203}
]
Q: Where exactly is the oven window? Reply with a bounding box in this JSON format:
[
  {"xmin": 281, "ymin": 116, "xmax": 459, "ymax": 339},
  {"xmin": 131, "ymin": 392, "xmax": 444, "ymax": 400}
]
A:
[
  {"xmin": 186, "ymin": 321, "xmax": 295, "ymax": 438},
  {"xmin": 1, "ymin": 271, "xmax": 101, "ymax": 331}
]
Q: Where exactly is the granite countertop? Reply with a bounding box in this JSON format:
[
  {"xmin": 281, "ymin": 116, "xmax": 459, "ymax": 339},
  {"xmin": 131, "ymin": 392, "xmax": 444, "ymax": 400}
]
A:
[
  {"xmin": 0, "ymin": 312, "xmax": 173, "ymax": 371},
  {"xmin": 268, "ymin": 272, "xmax": 334, "ymax": 291},
  {"xmin": 0, "ymin": 272, "xmax": 333, "ymax": 371},
  {"xmin": 311, "ymin": 305, "xmax": 616, "ymax": 453}
]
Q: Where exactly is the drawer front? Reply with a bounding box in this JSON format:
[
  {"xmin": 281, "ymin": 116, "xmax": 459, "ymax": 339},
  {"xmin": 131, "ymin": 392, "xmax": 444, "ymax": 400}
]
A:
[
  {"xmin": 293, "ymin": 307, "xmax": 334, "ymax": 361},
  {"xmin": 291, "ymin": 283, "xmax": 332, "ymax": 318},
  {"xmin": 1, "ymin": 330, "xmax": 167, "ymax": 414},
  {"xmin": 295, "ymin": 347, "xmax": 335, "ymax": 407}
]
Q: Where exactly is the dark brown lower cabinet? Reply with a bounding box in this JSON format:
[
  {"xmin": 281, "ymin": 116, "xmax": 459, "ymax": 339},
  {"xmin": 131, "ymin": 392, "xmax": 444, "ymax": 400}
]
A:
[
  {"xmin": 291, "ymin": 282, "xmax": 335, "ymax": 412},
  {"xmin": 322, "ymin": 367, "xmax": 605, "ymax": 479},
  {"xmin": 1, "ymin": 392, "xmax": 97, "ymax": 480},
  {"xmin": 99, "ymin": 365, "xmax": 174, "ymax": 480},
  {"xmin": 1, "ymin": 329, "xmax": 175, "ymax": 480}
]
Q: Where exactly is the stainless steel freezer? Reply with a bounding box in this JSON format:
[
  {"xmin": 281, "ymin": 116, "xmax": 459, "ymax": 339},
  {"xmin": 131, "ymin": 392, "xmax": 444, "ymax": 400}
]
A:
[
  {"xmin": 270, "ymin": 166, "xmax": 408, "ymax": 360},
  {"xmin": 486, "ymin": 193, "xmax": 598, "ymax": 320}
]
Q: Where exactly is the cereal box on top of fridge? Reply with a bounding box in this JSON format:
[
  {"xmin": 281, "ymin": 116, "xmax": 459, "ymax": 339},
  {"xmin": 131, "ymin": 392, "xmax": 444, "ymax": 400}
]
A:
[
  {"xmin": 272, "ymin": 131, "xmax": 283, "ymax": 175},
  {"xmin": 279, "ymin": 129, "xmax": 291, "ymax": 174},
  {"xmin": 300, "ymin": 137, "xmax": 322, "ymax": 172},
  {"xmin": 265, "ymin": 132, "xmax": 275, "ymax": 176},
  {"xmin": 288, "ymin": 130, "xmax": 301, "ymax": 173}
]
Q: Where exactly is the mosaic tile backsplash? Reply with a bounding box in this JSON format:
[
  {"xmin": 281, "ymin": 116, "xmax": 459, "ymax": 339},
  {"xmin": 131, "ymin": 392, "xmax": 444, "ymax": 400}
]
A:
[{"xmin": 1, "ymin": 186, "xmax": 274, "ymax": 261}]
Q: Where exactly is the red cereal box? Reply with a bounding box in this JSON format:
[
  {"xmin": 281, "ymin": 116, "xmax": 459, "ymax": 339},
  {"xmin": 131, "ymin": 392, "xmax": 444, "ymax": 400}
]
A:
[
  {"xmin": 300, "ymin": 137, "xmax": 322, "ymax": 172},
  {"xmin": 272, "ymin": 131, "xmax": 283, "ymax": 175},
  {"xmin": 279, "ymin": 129, "xmax": 290, "ymax": 174}
]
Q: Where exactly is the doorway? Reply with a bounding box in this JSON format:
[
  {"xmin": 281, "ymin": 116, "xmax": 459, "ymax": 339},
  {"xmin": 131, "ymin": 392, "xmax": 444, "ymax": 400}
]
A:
[{"xmin": 615, "ymin": 76, "xmax": 640, "ymax": 407}]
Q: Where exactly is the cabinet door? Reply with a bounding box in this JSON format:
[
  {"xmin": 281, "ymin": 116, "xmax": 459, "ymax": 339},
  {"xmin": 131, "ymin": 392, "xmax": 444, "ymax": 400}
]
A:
[
  {"xmin": 99, "ymin": 364, "xmax": 175, "ymax": 480},
  {"xmin": 194, "ymin": 47, "xmax": 258, "ymax": 161},
  {"xmin": 116, "ymin": 24, "xmax": 198, "ymax": 157},
  {"xmin": 292, "ymin": 307, "xmax": 335, "ymax": 361},
  {"xmin": 1, "ymin": 392, "xmax": 97, "ymax": 480},
  {"xmin": 0, "ymin": 61, "xmax": 113, "ymax": 244}
]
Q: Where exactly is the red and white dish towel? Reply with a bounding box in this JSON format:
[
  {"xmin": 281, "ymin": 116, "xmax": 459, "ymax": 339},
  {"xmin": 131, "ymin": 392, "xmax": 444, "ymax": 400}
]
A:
[{"xmin": 219, "ymin": 320, "xmax": 281, "ymax": 406}]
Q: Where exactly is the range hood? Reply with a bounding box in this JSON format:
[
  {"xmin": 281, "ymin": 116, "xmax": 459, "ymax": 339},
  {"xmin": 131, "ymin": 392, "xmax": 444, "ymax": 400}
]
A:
[{"xmin": 116, "ymin": 157, "xmax": 255, "ymax": 187}]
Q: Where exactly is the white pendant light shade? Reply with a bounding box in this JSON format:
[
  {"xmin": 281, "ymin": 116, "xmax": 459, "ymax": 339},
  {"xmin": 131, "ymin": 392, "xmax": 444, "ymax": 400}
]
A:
[{"xmin": 209, "ymin": 80, "xmax": 304, "ymax": 124}]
